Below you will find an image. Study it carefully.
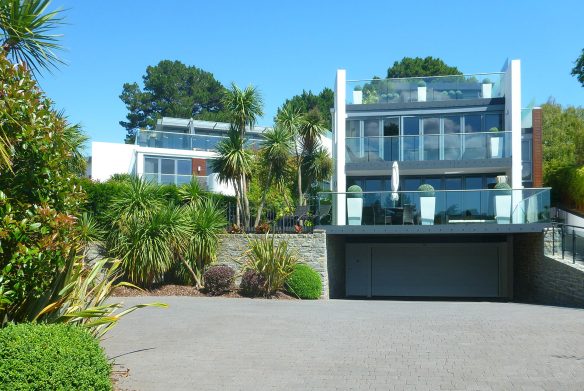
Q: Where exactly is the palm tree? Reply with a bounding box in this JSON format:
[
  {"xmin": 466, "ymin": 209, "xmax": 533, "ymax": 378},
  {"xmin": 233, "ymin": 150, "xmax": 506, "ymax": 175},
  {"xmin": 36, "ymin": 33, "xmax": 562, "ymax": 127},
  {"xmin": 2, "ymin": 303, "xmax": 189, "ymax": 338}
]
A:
[
  {"xmin": 276, "ymin": 105, "xmax": 304, "ymax": 204},
  {"xmin": 211, "ymin": 129, "xmax": 253, "ymax": 226},
  {"xmin": 0, "ymin": 0, "xmax": 65, "ymax": 76},
  {"xmin": 220, "ymin": 83, "xmax": 264, "ymax": 227},
  {"xmin": 254, "ymin": 125, "xmax": 293, "ymax": 227}
]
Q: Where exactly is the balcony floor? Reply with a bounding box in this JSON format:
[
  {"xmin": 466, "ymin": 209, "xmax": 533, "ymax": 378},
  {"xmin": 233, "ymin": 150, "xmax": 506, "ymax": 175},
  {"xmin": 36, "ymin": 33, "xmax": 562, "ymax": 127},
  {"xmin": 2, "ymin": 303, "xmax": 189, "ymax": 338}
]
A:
[{"xmin": 317, "ymin": 222, "xmax": 550, "ymax": 235}]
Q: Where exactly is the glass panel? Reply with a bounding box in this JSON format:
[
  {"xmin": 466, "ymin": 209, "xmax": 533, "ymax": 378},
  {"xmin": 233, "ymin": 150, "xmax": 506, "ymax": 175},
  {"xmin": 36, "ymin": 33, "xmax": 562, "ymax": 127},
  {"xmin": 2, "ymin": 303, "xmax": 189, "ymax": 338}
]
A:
[
  {"xmin": 444, "ymin": 134, "xmax": 461, "ymax": 160},
  {"xmin": 161, "ymin": 159, "xmax": 175, "ymax": 175},
  {"xmin": 464, "ymin": 115, "xmax": 482, "ymax": 133},
  {"xmin": 445, "ymin": 177, "xmax": 462, "ymax": 221},
  {"xmin": 485, "ymin": 113, "xmax": 503, "ymax": 131},
  {"xmin": 143, "ymin": 173, "xmax": 158, "ymax": 184},
  {"xmin": 364, "ymin": 120, "xmax": 379, "ymax": 137},
  {"xmin": 177, "ymin": 159, "xmax": 192, "ymax": 175},
  {"xmin": 522, "ymin": 139, "xmax": 532, "ymax": 161},
  {"xmin": 346, "ymin": 120, "xmax": 360, "ymax": 138},
  {"xmin": 160, "ymin": 174, "xmax": 175, "ymax": 184},
  {"xmin": 176, "ymin": 175, "xmax": 192, "ymax": 186},
  {"xmin": 383, "ymin": 118, "xmax": 399, "ymax": 136},
  {"xmin": 463, "ymin": 134, "xmax": 487, "ymax": 159},
  {"xmin": 423, "ymin": 118, "xmax": 440, "ymax": 160},
  {"xmin": 383, "ymin": 137, "xmax": 399, "ymax": 162},
  {"xmin": 522, "ymin": 162, "xmax": 532, "ymax": 181},
  {"xmin": 464, "ymin": 177, "xmax": 483, "ymax": 218},
  {"xmin": 144, "ymin": 157, "xmax": 158, "ymax": 174},
  {"xmin": 443, "ymin": 116, "xmax": 461, "ymax": 133},
  {"xmin": 403, "ymin": 117, "xmax": 419, "ymax": 161},
  {"xmin": 346, "ymin": 138, "xmax": 362, "ymax": 162},
  {"xmin": 403, "ymin": 178, "xmax": 421, "ymax": 191},
  {"xmin": 403, "ymin": 117, "xmax": 419, "ymax": 136}
]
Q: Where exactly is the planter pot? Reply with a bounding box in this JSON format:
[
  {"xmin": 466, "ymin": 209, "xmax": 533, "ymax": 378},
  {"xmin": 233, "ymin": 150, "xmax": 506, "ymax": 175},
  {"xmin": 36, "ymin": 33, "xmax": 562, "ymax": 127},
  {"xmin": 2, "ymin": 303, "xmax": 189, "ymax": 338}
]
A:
[
  {"xmin": 482, "ymin": 83, "xmax": 492, "ymax": 99},
  {"xmin": 490, "ymin": 136, "xmax": 502, "ymax": 158},
  {"xmin": 352, "ymin": 91, "xmax": 362, "ymax": 105},
  {"xmin": 420, "ymin": 196, "xmax": 435, "ymax": 225},
  {"xmin": 495, "ymin": 194, "xmax": 512, "ymax": 224},
  {"xmin": 347, "ymin": 198, "xmax": 363, "ymax": 225},
  {"xmin": 417, "ymin": 86, "xmax": 427, "ymax": 102}
]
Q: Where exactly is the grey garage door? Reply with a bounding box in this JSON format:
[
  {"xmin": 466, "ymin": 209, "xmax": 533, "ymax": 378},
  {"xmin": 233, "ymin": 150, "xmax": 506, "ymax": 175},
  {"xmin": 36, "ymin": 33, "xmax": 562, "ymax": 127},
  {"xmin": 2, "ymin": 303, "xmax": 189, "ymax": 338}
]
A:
[{"xmin": 346, "ymin": 243, "xmax": 502, "ymax": 297}]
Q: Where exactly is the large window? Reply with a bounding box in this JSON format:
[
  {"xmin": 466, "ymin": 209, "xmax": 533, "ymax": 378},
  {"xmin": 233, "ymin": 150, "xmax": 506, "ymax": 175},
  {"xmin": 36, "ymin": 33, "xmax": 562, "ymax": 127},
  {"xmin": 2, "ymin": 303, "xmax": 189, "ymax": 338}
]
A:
[{"xmin": 144, "ymin": 156, "xmax": 193, "ymax": 185}]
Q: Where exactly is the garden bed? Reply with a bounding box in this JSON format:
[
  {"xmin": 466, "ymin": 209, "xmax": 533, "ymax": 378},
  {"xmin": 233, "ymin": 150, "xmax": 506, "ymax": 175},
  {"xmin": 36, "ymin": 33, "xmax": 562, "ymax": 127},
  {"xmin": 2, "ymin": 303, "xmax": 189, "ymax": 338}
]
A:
[{"xmin": 111, "ymin": 284, "xmax": 296, "ymax": 300}]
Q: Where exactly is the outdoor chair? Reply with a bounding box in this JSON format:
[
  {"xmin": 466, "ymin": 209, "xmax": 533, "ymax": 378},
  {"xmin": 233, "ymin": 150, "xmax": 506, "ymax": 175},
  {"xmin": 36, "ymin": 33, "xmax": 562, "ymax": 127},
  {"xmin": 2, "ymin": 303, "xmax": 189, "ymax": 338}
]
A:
[
  {"xmin": 403, "ymin": 204, "xmax": 415, "ymax": 225},
  {"xmin": 313, "ymin": 204, "xmax": 332, "ymax": 225}
]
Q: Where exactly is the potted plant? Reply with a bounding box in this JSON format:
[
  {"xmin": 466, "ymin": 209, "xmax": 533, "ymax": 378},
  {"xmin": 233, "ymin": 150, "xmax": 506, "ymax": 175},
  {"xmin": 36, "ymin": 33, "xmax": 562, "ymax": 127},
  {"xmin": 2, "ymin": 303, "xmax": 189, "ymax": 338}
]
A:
[
  {"xmin": 489, "ymin": 127, "xmax": 502, "ymax": 158},
  {"xmin": 494, "ymin": 182, "xmax": 512, "ymax": 224},
  {"xmin": 353, "ymin": 85, "xmax": 363, "ymax": 104},
  {"xmin": 482, "ymin": 78, "xmax": 492, "ymax": 98},
  {"xmin": 418, "ymin": 184, "xmax": 435, "ymax": 225},
  {"xmin": 417, "ymin": 80, "xmax": 427, "ymax": 102},
  {"xmin": 346, "ymin": 185, "xmax": 363, "ymax": 225}
]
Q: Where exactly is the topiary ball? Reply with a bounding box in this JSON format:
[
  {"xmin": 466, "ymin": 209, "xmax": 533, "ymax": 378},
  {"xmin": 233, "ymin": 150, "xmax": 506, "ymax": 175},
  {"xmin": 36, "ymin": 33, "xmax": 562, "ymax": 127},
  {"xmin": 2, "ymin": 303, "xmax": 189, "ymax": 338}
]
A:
[
  {"xmin": 347, "ymin": 185, "xmax": 363, "ymax": 199},
  {"xmin": 204, "ymin": 265, "xmax": 235, "ymax": 296},
  {"xmin": 285, "ymin": 264, "xmax": 322, "ymax": 300},
  {"xmin": 418, "ymin": 184, "xmax": 435, "ymax": 197},
  {"xmin": 494, "ymin": 182, "xmax": 512, "ymax": 195}
]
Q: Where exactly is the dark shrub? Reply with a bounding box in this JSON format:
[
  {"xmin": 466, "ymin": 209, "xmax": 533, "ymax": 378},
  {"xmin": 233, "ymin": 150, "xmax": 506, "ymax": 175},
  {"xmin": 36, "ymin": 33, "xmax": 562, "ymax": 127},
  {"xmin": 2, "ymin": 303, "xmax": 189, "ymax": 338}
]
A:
[
  {"xmin": 240, "ymin": 269, "xmax": 266, "ymax": 297},
  {"xmin": 203, "ymin": 265, "xmax": 235, "ymax": 296},
  {"xmin": 0, "ymin": 323, "xmax": 111, "ymax": 390},
  {"xmin": 285, "ymin": 264, "xmax": 322, "ymax": 299}
]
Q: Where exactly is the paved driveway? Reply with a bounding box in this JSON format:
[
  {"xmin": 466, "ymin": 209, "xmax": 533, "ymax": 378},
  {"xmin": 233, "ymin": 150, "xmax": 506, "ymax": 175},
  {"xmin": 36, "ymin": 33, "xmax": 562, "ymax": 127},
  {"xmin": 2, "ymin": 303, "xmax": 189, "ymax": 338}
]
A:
[{"xmin": 103, "ymin": 297, "xmax": 584, "ymax": 391}]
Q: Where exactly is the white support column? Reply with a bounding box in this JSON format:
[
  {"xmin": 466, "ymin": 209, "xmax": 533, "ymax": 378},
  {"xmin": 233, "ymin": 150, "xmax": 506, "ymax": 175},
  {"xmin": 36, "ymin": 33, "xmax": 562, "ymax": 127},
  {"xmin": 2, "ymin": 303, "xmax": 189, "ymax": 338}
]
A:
[
  {"xmin": 136, "ymin": 151, "xmax": 144, "ymax": 179},
  {"xmin": 333, "ymin": 69, "xmax": 347, "ymax": 225},
  {"xmin": 506, "ymin": 59, "xmax": 524, "ymax": 222},
  {"xmin": 506, "ymin": 59, "xmax": 522, "ymax": 189}
]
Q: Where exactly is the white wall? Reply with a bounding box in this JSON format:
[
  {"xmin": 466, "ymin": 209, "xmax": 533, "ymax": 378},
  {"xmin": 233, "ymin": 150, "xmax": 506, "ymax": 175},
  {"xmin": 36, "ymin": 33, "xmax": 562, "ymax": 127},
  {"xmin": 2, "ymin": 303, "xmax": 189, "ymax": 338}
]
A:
[{"xmin": 91, "ymin": 142, "xmax": 136, "ymax": 182}]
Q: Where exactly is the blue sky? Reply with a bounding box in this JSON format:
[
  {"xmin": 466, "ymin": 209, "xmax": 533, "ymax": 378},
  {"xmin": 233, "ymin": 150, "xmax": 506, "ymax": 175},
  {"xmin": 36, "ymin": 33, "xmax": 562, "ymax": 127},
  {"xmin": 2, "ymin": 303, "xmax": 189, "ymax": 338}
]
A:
[{"xmin": 38, "ymin": 1, "xmax": 583, "ymax": 150}]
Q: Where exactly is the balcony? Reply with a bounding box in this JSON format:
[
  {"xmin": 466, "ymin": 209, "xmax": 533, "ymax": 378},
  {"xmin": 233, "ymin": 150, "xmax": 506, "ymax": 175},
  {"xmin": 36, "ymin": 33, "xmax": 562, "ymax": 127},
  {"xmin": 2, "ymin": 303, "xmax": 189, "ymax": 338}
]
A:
[
  {"xmin": 135, "ymin": 130, "xmax": 261, "ymax": 151},
  {"xmin": 314, "ymin": 188, "xmax": 550, "ymax": 227},
  {"xmin": 346, "ymin": 131, "xmax": 511, "ymax": 162},
  {"xmin": 347, "ymin": 72, "xmax": 504, "ymax": 105}
]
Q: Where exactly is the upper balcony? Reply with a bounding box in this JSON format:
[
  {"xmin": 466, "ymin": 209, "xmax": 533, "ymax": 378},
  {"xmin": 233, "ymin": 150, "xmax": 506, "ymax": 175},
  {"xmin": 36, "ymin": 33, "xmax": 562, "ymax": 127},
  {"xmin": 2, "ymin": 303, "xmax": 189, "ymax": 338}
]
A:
[
  {"xmin": 135, "ymin": 130, "xmax": 261, "ymax": 151},
  {"xmin": 347, "ymin": 72, "xmax": 505, "ymax": 106}
]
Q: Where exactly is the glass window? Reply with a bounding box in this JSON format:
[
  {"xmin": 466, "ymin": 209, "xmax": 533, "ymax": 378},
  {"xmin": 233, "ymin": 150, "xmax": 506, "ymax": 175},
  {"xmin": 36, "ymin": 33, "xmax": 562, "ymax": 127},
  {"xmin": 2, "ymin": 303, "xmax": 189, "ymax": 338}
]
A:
[
  {"xmin": 177, "ymin": 159, "xmax": 192, "ymax": 176},
  {"xmin": 403, "ymin": 178, "xmax": 421, "ymax": 192},
  {"xmin": 423, "ymin": 118, "xmax": 440, "ymax": 161},
  {"xmin": 346, "ymin": 120, "xmax": 360, "ymax": 138},
  {"xmin": 445, "ymin": 177, "xmax": 462, "ymax": 219},
  {"xmin": 161, "ymin": 159, "xmax": 175, "ymax": 175},
  {"xmin": 144, "ymin": 157, "xmax": 158, "ymax": 173},
  {"xmin": 522, "ymin": 139, "xmax": 532, "ymax": 162},
  {"xmin": 364, "ymin": 120, "xmax": 380, "ymax": 137},
  {"xmin": 443, "ymin": 116, "xmax": 461, "ymax": 134},
  {"xmin": 485, "ymin": 113, "xmax": 503, "ymax": 131},
  {"xmin": 383, "ymin": 117, "xmax": 399, "ymax": 136},
  {"xmin": 403, "ymin": 117, "xmax": 419, "ymax": 136},
  {"xmin": 464, "ymin": 115, "xmax": 482, "ymax": 133}
]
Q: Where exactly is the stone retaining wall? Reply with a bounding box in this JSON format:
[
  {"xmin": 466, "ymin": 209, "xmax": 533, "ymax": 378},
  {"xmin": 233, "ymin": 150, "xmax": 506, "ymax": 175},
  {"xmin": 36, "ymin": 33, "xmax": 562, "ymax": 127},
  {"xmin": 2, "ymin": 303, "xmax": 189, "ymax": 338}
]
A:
[
  {"xmin": 514, "ymin": 233, "xmax": 584, "ymax": 308},
  {"xmin": 216, "ymin": 231, "xmax": 329, "ymax": 299}
]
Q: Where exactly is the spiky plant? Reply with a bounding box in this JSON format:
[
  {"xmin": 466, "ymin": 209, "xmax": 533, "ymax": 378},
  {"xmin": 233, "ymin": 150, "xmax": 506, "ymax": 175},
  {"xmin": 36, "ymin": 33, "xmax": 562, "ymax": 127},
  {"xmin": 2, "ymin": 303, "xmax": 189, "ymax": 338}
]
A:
[
  {"xmin": 177, "ymin": 199, "xmax": 227, "ymax": 288},
  {"xmin": 0, "ymin": 0, "xmax": 65, "ymax": 76},
  {"xmin": 178, "ymin": 178, "xmax": 206, "ymax": 206}
]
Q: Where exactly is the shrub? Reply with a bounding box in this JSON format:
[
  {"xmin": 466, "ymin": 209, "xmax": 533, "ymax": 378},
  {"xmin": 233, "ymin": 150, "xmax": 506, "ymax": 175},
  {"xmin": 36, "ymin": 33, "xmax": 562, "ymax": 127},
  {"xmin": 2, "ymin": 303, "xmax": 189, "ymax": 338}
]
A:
[
  {"xmin": 0, "ymin": 323, "xmax": 111, "ymax": 390},
  {"xmin": 203, "ymin": 265, "xmax": 235, "ymax": 296},
  {"xmin": 353, "ymin": 85, "xmax": 362, "ymax": 91},
  {"xmin": 243, "ymin": 234, "xmax": 297, "ymax": 296},
  {"xmin": 81, "ymin": 178, "xmax": 128, "ymax": 226},
  {"xmin": 482, "ymin": 78, "xmax": 492, "ymax": 84},
  {"xmin": 347, "ymin": 184, "xmax": 363, "ymax": 198},
  {"xmin": 285, "ymin": 264, "xmax": 322, "ymax": 299},
  {"xmin": 417, "ymin": 80, "xmax": 426, "ymax": 87},
  {"xmin": 418, "ymin": 184, "xmax": 435, "ymax": 197},
  {"xmin": 240, "ymin": 270, "xmax": 266, "ymax": 297},
  {"xmin": 494, "ymin": 182, "xmax": 512, "ymax": 195}
]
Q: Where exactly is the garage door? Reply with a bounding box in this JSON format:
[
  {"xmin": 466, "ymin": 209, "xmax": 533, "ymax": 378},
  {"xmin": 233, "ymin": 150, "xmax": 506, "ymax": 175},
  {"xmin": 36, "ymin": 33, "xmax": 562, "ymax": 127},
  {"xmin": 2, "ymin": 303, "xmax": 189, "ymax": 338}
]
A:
[{"xmin": 346, "ymin": 243, "xmax": 503, "ymax": 297}]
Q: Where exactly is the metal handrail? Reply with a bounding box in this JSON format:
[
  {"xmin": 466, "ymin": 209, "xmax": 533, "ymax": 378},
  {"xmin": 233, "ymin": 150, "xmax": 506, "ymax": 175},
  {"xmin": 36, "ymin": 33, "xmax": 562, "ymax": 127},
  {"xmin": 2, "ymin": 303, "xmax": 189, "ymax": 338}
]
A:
[
  {"xmin": 548, "ymin": 222, "xmax": 584, "ymax": 264},
  {"xmin": 347, "ymin": 72, "xmax": 504, "ymax": 83}
]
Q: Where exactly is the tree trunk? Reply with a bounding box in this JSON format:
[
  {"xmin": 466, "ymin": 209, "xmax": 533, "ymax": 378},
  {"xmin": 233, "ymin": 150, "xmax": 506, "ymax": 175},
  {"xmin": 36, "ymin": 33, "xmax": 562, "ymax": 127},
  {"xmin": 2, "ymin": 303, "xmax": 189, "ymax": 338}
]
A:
[
  {"xmin": 254, "ymin": 168, "xmax": 273, "ymax": 227},
  {"xmin": 241, "ymin": 172, "xmax": 251, "ymax": 229},
  {"xmin": 297, "ymin": 161, "xmax": 303, "ymax": 206},
  {"xmin": 178, "ymin": 255, "xmax": 201, "ymax": 288}
]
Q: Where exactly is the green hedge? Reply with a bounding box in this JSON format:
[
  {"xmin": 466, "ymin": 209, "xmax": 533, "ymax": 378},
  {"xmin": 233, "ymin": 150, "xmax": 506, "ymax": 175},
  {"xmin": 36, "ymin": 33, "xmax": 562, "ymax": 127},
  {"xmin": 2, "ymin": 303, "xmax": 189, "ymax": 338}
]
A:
[
  {"xmin": 285, "ymin": 264, "xmax": 322, "ymax": 299},
  {"xmin": 546, "ymin": 165, "xmax": 584, "ymax": 211},
  {"xmin": 0, "ymin": 323, "xmax": 112, "ymax": 390}
]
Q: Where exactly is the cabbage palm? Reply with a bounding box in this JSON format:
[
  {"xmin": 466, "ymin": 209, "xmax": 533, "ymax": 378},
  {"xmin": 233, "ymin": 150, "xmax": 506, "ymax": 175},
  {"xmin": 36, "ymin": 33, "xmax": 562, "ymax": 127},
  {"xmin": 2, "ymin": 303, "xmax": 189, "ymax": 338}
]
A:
[
  {"xmin": 220, "ymin": 83, "xmax": 263, "ymax": 228},
  {"xmin": 179, "ymin": 199, "xmax": 227, "ymax": 288},
  {"xmin": 254, "ymin": 125, "xmax": 293, "ymax": 226},
  {"xmin": 0, "ymin": 0, "xmax": 65, "ymax": 76},
  {"xmin": 109, "ymin": 177, "xmax": 164, "ymax": 222},
  {"xmin": 211, "ymin": 128, "xmax": 253, "ymax": 227},
  {"xmin": 178, "ymin": 178, "xmax": 206, "ymax": 206}
]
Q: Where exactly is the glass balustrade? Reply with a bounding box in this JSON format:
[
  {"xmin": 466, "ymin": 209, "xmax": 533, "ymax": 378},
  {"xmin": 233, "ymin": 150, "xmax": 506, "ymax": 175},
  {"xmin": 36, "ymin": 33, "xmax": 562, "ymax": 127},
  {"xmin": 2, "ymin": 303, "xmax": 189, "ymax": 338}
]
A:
[
  {"xmin": 345, "ymin": 131, "xmax": 511, "ymax": 162},
  {"xmin": 314, "ymin": 188, "xmax": 550, "ymax": 226},
  {"xmin": 135, "ymin": 130, "xmax": 262, "ymax": 150},
  {"xmin": 347, "ymin": 72, "xmax": 505, "ymax": 105}
]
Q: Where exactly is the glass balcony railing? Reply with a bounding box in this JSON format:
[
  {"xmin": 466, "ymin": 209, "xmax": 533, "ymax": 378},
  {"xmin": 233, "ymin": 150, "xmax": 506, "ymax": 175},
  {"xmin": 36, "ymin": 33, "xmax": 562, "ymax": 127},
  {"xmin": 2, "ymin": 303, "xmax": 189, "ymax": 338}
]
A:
[
  {"xmin": 347, "ymin": 72, "xmax": 505, "ymax": 105},
  {"xmin": 314, "ymin": 188, "xmax": 550, "ymax": 226},
  {"xmin": 143, "ymin": 173, "xmax": 208, "ymax": 186},
  {"xmin": 135, "ymin": 130, "xmax": 262, "ymax": 151},
  {"xmin": 346, "ymin": 131, "xmax": 511, "ymax": 162}
]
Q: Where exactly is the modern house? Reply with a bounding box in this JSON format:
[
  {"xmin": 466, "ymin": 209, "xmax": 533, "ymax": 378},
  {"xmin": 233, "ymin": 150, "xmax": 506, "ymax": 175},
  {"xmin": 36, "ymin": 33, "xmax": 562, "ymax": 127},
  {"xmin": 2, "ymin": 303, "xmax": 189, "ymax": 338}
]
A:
[
  {"xmin": 319, "ymin": 59, "xmax": 551, "ymax": 299},
  {"xmin": 90, "ymin": 117, "xmax": 270, "ymax": 195}
]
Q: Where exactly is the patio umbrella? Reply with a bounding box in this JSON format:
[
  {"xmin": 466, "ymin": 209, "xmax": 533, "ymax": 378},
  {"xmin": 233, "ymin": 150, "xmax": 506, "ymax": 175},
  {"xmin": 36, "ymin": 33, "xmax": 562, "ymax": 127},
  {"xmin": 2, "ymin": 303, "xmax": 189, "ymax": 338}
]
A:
[{"xmin": 391, "ymin": 161, "xmax": 399, "ymax": 205}]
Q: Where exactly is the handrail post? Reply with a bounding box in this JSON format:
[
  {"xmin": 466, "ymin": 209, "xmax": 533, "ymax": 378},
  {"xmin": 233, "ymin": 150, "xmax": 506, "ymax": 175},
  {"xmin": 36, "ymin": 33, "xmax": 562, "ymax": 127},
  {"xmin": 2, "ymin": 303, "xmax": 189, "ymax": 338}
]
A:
[
  {"xmin": 562, "ymin": 226, "xmax": 565, "ymax": 260},
  {"xmin": 552, "ymin": 224, "xmax": 555, "ymax": 255},
  {"xmin": 573, "ymin": 230, "xmax": 576, "ymax": 264}
]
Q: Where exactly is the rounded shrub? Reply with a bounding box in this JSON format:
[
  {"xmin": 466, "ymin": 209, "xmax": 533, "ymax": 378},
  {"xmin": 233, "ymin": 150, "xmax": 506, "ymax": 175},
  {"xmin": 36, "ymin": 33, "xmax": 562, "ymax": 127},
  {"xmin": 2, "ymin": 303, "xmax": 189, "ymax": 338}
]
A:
[
  {"xmin": 285, "ymin": 264, "xmax": 322, "ymax": 299},
  {"xmin": 494, "ymin": 182, "xmax": 512, "ymax": 195},
  {"xmin": 418, "ymin": 184, "xmax": 435, "ymax": 197},
  {"xmin": 0, "ymin": 323, "xmax": 111, "ymax": 390},
  {"xmin": 203, "ymin": 265, "xmax": 235, "ymax": 296},
  {"xmin": 347, "ymin": 185, "xmax": 363, "ymax": 199},
  {"xmin": 240, "ymin": 270, "xmax": 266, "ymax": 297}
]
